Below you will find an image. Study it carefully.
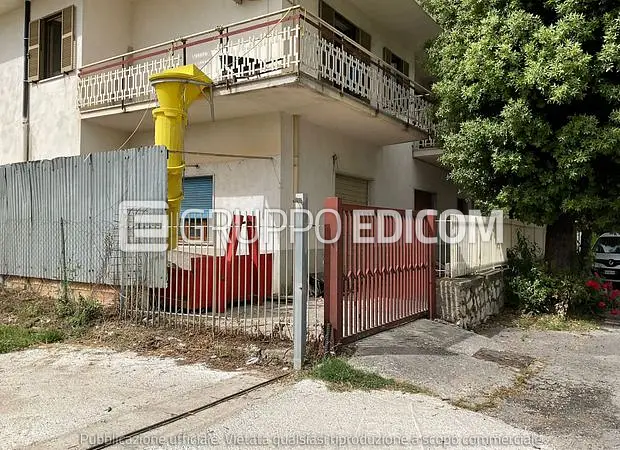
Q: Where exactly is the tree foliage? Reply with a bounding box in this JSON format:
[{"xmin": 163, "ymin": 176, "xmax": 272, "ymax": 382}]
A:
[{"xmin": 422, "ymin": 0, "xmax": 620, "ymax": 232}]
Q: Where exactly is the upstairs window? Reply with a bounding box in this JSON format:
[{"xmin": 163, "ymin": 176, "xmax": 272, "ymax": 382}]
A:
[
  {"xmin": 320, "ymin": 1, "xmax": 371, "ymax": 52},
  {"xmin": 383, "ymin": 48, "xmax": 410, "ymax": 77},
  {"xmin": 28, "ymin": 6, "xmax": 75, "ymax": 82},
  {"xmin": 42, "ymin": 14, "xmax": 62, "ymax": 78}
]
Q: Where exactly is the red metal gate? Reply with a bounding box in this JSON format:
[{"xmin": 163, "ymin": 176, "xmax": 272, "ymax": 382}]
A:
[{"xmin": 323, "ymin": 198, "xmax": 436, "ymax": 346}]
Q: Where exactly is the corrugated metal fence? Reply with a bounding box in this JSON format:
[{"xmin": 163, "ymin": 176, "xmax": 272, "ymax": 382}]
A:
[{"xmin": 0, "ymin": 147, "xmax": 167, "ymax": 286}]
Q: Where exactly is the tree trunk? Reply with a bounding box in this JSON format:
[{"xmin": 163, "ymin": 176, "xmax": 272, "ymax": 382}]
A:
[
  {"xmin": 578, "ymin": 228, "xmax": 593, "ymax": 272},
  {"xmin": 545, "ymin": 215, "xmax": 577, "ymax": 272}
]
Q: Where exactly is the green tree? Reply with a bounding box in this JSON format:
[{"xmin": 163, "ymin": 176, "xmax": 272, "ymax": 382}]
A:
[{"xmin": 422, "ymin": 0, "xmax": 620, "ymax": 270}]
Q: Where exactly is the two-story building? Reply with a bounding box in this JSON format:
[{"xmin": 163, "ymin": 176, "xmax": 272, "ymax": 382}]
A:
[{"xmin": 0, "ymin": 0, "xmax": 461, "ymax": 219}]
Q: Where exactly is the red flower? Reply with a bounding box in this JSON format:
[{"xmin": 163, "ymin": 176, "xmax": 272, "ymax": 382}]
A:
[
  {"xmin": 598, "ymin": 301, "xmax": 607, "ymax": 309},
  {"xmin": 611, "ymin": 290, "xmax": 620, "ymax": 300},
  {"xmin": 603, "ymin": 281, "xmax": 613, "ymax": 291},
  {"xmin": 594, "ymin": 272, "xmax": 601, "ymax": 278},
  {"xmin": 586, "ymin": 280, "xmax": 601, "ymax": 290},
  {"xmin": 611, "ymin": 309, "xmax": 620, "ymax": 316}
]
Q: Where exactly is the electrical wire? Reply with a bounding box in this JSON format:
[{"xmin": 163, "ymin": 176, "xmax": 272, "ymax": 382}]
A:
[
  {"xmin": 115, "ymin": 108, "xmax": 150, "ymax": 151},
  {"xmin": 115, "ymin": 8, "xmax": 295, "ymax": 153}
]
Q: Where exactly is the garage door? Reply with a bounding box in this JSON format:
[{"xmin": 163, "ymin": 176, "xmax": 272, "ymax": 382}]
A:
[{"xmin": 335, "ymin": 174, "xmax": 369, "ymax": 205}]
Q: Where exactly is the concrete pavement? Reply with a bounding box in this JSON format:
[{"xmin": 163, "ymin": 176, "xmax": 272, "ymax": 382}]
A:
[
  {"xmin": 348, "ymin": 319, "xmax": 620, "ymax": 449},
  {"xmin": 118, "ymin": 379, "xmax": 549, "ymax": 450},
  {"xmin": 0, "ymin": 345, "xmax": 270, "ymax": 449}
]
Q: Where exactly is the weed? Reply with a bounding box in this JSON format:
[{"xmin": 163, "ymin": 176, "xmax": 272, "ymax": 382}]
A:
[
  {"xmin": 451, "ymin": 362, "xmax": 541, "ymax": 411},
  {"xmin": 56, "ymin": 295, "xmax": 102, "ymax": 328},
  {"xmin": 309, "ymin": 357, "xmax": 429, "ymax": 394},
  {"xmin": 514, "ymin": 314, "xmax": 599, "ymax": 332}
]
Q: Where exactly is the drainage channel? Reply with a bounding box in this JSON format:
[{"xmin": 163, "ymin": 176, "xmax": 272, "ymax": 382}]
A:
[{"xmin": 86, "ymin": 372, "xmax": 292, "ymax": 450}]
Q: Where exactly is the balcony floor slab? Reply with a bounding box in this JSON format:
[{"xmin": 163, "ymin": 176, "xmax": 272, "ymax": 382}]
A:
[{"xmin": 82, "ymin": 75, "xmax": 427, "ymax": 147}]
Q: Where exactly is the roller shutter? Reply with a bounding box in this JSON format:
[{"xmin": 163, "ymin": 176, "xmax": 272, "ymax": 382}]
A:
[
  {"xmin": 335, "ymin": 174, "xmax": 369, "ymax": 206},
  {"xmin": 180, "ymin": 176, "xmax": 213, "ymax": 219}
]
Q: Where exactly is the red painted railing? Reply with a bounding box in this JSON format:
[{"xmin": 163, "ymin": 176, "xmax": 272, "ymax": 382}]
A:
[{"xmin": 324, "ymin": 198, "xmax": 436, "ymax": 346}]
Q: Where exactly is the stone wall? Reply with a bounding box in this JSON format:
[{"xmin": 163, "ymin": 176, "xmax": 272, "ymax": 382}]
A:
[{"xmin": 437, "ymin": 269, "xmax": 506, "ymax": 329}]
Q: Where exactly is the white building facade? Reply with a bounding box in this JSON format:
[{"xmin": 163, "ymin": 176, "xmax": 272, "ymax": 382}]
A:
[{"xmin": 0, "ymin": 0, "xmax": 462, "ymax": 216}]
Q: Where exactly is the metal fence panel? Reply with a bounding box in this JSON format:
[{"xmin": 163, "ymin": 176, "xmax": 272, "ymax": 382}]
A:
[
  {"xmin": 0, "ymin": 147, "xmax": 168, "ymax": 286},
  {"xmin": 437, "ymin": 216, "xmax": 546, "ymax": 278}
]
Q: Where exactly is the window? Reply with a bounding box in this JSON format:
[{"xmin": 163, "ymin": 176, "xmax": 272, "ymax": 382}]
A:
[
  {"xmin": 28, "ymin": 6, "xmax": 75, "ymax": 82},
  {"xmin": 319, "ymin": 2, "xmax": 372, "ymax": 101},
  {"xmin": 335, "ymin": 174, "xmax": 370, "ymax": 206},
  {"xmin": 42, "ymin": 14, "xmax": 62, "ymax": 78},
  {"xmin": 414, "ymin": 189, "xmax": 437, "ymax": 211},
  {"xmin": 180, "ymin": 176, "xmax": 214, "ymax": 244},
  {"xmin": 320, "ymin": 2, "xmax": 371, "ymax": 52},
  {"xmin": 383, "ymin": 48, "xmax": 410, "ymax": 77},
  {"xmin": 595, "ymin": 236, "xmax": 620, "ymax": 254}
]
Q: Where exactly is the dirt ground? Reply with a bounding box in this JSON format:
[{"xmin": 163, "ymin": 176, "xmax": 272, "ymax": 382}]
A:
[{"xmin": 0, "ymin": 285, "xmax": 309, "ymax": 374}]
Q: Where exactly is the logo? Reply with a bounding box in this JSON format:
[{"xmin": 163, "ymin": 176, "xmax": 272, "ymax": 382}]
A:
[
  {"xmin": 117, "ymin": 202, "xmax": 508, "ymax": 253},
  {"xmin": 608, "ymin": 260, "xmax": 616, "ymax": 267},
  {"xmin": 119, "ymin": 201, "xmax": 168, "ymax": 252}
]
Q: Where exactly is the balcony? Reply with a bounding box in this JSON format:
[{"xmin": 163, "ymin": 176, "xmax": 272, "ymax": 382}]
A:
[{"xmin": 77, "ymin": 7, "xmax": 434, "ymax": 143}]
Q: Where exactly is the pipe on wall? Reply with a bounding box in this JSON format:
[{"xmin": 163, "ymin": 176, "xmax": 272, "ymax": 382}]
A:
[
  {"xmin": 22, "ymin": 0, "xmax": 31, "ymax": 162},
  {"xmin": 292, "ymin": 115, "xmax": 300, "ymax": 195}
]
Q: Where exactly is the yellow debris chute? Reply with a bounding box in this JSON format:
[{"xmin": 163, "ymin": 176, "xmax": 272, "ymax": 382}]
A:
[{"xmin": 149, "ymin": 64, "xmax": 213, "ymax": 249}]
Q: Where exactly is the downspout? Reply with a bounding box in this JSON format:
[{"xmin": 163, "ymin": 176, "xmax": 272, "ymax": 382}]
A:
[
  {"xmin": 22, "ymin": 0, "xmax": 31, "ymax": 162},
  {"xmin": 292, "ymin": 115, "xmax": 299, "ymax": 195}
]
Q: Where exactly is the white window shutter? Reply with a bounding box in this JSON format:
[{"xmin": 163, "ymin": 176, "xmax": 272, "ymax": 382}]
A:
[
  {"xmin": 61, "ymin": 5, "xmax": 75, "ymax": 73},
  {"xmin": 28, "ymin": 19, "xmax": 41, "ymax": 82}
]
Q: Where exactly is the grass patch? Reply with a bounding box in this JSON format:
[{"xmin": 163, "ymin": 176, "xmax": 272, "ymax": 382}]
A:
[
  {"xmin": 309, "ymin": 357, "xmax": 428, "ymax": 394},
  {"xmin": 0, "ymin": 286, "xmax": 105, "ymax": 354},
  {"xmin": 514, "ymin": 314, "xmax": 599, "ymax": 332},
  {"xmin": 0, "ymin": 325, "xmax": 64, "ymax": 354}
]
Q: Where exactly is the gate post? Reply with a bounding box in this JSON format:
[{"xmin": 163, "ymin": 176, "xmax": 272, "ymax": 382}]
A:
[
  {"xmin": 293, "ymin": 193, "xmax": 309, "ymax": 370},
  {"xmin": 426, "ymin": 212, "xmax": 437, "ymax": 320},
  {"xmin": 324, "ymin": 197, "xmax": 343, "ymax": 348}
]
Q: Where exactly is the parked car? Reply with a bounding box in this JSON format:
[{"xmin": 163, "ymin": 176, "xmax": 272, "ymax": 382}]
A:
[{"xmin": 592, "ymin": 233, "xmax": 620, "ymax": 282}]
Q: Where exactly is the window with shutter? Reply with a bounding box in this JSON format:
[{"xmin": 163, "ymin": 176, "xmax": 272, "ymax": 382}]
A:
[
  {"xmin": 383, "ymin": 47, "xmax": 409, "ymax": 77},
  {"xmin": 29, "ymin": 5, "xmax": 75, "ymax": 81},
  {"xmin": 335, "ymin": 174, "xmax": 370, "ymax": 206},
  {"xmin": 319, "ymin": 1, "xmax": 372, "ymax": 103},
  {"xmin": 180, "ymin": 176, "xmax": 214, "ymax": 243}
]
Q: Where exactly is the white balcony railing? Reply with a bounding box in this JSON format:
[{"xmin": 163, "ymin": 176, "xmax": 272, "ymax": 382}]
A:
[{"xmin": 77, "ymin": 7, "xmax": 433, "ymax": 134}]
